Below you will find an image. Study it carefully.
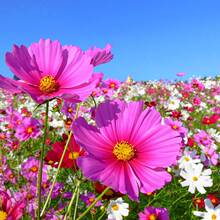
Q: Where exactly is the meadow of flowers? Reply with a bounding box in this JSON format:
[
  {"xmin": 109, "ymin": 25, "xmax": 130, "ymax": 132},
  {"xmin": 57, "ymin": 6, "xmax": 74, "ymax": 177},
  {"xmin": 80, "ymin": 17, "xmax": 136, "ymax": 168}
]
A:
[{"xmin": 0, "ymin": 39, "xmax": 219, "ymax": 220}]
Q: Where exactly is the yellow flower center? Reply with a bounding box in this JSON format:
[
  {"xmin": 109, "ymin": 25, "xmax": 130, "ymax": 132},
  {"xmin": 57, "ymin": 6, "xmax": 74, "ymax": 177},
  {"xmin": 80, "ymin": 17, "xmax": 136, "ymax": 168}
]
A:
[
  {"xmin": 113, "ymin": 141, "xmax": 135, "ymax": 161},
  {"xmin": 89, "ymin": 197, "xmax": 95, "ymax": 203},
  {"xmin": 212, "ymin": 214, "xmax": 217, "ymax": 220},
  {"xmin": 68, "ymin": 152, "xmax": 79, "ymax": 160},
  {"xmin": 184, "ymin": 157, "xmax": 190, "ymax": 162},
  {"xmin": 26, "ymin": 127, "xmax": 33, "ymax": 134},
  {"xmin": 112, "ymin": 204, "xmax": 119, "ymax": 211},
  {"xmin": 149, "ymin": 214, "xmax": 157, "ymax": 220},
  {"xmin": 48, "ymin": 160, "xmax": 54, "ymax": 165},
  {"xmin": 68, "ymin": 107, "xmax": 73, "ymax": 113},
  {"xmin": 39, "ymin": 76, "xmax": 59, "ymax": 93},
  {"xmin": 193, "ymin": 176, "xmax": 198, "ymax": 181},
  {"xmin": 172, "ymin": 125, "xmax": 178, "ymax": 129},
  {"xmin": 30, "ymin": 166, "xmax": 38, "ymax": 173},
  {"xmin": 0, "ymin": 211, "xmax": 7, "ymax": 220},
  {"xmin": 109, "ymin": 83, "xmax": 116, "ymax": 88}
]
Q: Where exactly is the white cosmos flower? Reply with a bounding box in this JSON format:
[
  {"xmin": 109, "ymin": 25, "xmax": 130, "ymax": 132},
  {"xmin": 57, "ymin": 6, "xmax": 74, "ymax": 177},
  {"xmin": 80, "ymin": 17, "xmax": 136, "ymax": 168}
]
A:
[
  {"xmin": 193, "ymin": 199, "xmax": 220, "ymax": 220},
  {"xmin": 166, "ymin": 97, "xmax": 180, "ymax": 110},
  {"xmin": 107, "ymin": 198, "xmax": 129, "ymax": 220},
  {"xmin": 178, "ymin": 150, "xmax": 201, "ymax": 169},
  {"xmin": 180, "ymin": 163, "xmax": 213, "ymax": 194}
]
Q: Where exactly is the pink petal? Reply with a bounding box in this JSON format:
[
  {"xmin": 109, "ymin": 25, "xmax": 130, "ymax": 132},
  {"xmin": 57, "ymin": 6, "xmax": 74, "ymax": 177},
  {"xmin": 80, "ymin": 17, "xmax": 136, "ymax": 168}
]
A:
[
  {"xmin": 5, "ymin": 45, "xmax": 41, "ymax": 84},
  {"xmin": 57, "ymin": 46, "xmax": 93, "ymax": 87},
  {"xmin": 77, "ymin": 156, "xmax": 106, "ymax": 181},
  {"xmin": 130, "ymin": 160, "xmax": 171, "ymax": 193},
  {"xmin": 28, "ymin": 39, "xmax": 63, "ymax": 77},
  {"xmin": 73, "ymin": 118, "xmax": 113, "ymax": 159}
]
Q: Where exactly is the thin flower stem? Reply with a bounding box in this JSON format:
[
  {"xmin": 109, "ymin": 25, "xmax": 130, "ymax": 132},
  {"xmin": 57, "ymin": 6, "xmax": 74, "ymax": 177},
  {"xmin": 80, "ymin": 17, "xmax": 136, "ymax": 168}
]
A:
[
  {"xmin": 97, "ymin": 202, "xmax": 109, "ymax": 220},
  {"xmin": 73, "ymin": 186, "xmax": 80, "ymax": 220},
  {"xmin": 171, "ymin": 191, "xmax": 189, "ymax": 207},
  {"xmin": 40, "ymin": 130, "xmax": 73, "ymax": 217},
  {"xmin": 40, "ymin": 104, "xmax": 81, "ymax": 217},
  {"xmin": 64, "ymin": 180, "xmax": 80, "ymax": 220},
  {"xmin": 37, "ymin": 101, "xmax": 49, "ymax": 220},
  {"xmin": 76, "ymin": 187, "xmax": 110, "ymax": 220}
]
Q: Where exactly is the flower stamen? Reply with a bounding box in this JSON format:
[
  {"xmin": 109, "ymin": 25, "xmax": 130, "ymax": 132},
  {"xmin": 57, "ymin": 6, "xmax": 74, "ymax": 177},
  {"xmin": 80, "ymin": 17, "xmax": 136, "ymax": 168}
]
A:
[
  {"xmin": 113, "ymin": 141, "xmax": 135, "ymax": 161},
  {"xmin": 39, "ymin": 76, "xmax": 59, "ymax": 93}
]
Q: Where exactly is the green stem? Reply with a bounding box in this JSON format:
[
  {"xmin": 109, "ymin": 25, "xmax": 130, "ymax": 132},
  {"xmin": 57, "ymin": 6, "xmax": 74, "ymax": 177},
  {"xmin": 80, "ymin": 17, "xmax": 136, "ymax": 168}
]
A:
[
  {"xmin": 37, "ymin": 101, "xmax": 49, "ymax": 220},
  {"xmin": 171, "ymin": 191, "xmax": 189, "ymax": 207},
  {"xmin": 76, "ymin": 187, "xmax": 110, "ymax": 220},
  {"xmin": 73, "ymin": 186, "xmax": 80, "ymax": 220},
  {"xmin": 40, "ymin": 130, "xmax": 73, "ymax": 217},
  {"xmin": 97, "ymin": 203, "xmax": 109, "ymax": 220},
  {"xmin": 64, "ymin": 180, "xmax": 80, "ymax": 220},
  {"xmin": 40, "ymin": 104, "xmax": 81, "ymax": 217}
]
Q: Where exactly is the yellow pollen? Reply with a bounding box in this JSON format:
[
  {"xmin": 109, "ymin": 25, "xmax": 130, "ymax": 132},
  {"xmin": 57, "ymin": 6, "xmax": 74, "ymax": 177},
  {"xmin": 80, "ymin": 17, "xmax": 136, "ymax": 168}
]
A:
[
  {"xmin": 39, "ymin": 75, "xmax": 59, "ymax": 93},
  {"xmin": 30, "ymin": 166, "xmax": 38, "ymax": 173},
  {"xmin": 48, "ymin": 160, "xmax": 54, "ymax": 165},
  {"xmin": 9, "ymin": 174, "xmax": 14, "ymax": 179},
  {"xmin": 193, "ymin": 176, "xmax": 198, "ymax": 181},
  {"xmin": 26, "ymin": 127, "xmax": 33, "ymax": 134},
  {"xmin": 113, "ymin": 141, "xmax": 135, "ymax": 161},
  {"xmin": 109, "ymin": 83, "xmax": 116, "ymax": 88},
  {"xmin": 68, "ymin": 107, "xmax": 73, "ymax": 113},
  {"xmin": 184, "ymin": 157, "xmax": 190, "ymax": 162},
  {"xmin": 112, "ymin": 204, "xmax": 119, "ymax": 211},
  {"xmin": 68, "ymin": 152, "xmax": 79, "ymax": 160},
  {"xmin": 149, "ymin": 214, "xmax": 157, "ymax": 220},
  {"xmin": 0, "ymin": 211, "xmax": 7, "ymax": 220},
  {"xmin": 172, "ymin": 125, "xmax": 178, "ymax": 129},
  {"xmin": 211, "ymin": 214, "xmax": 217, "ymax": 220},
  {"xmin": 89, "ymin": 197, "xmax": 95, "ymax": 203}
]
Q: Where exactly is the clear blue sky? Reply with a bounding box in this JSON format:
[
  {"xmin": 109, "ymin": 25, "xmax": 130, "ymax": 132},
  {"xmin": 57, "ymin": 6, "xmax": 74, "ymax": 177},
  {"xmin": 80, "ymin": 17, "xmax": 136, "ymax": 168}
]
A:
[{"xmin": 1, "ymin": 0, "xmax": 220, "ymax": 81}]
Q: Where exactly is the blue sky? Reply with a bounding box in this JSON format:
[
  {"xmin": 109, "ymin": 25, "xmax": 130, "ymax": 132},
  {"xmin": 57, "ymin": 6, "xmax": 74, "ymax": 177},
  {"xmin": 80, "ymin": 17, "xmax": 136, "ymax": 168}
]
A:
[{"xmin": 1, "ymin": 0, "xmax": 220, "ymax": 81}]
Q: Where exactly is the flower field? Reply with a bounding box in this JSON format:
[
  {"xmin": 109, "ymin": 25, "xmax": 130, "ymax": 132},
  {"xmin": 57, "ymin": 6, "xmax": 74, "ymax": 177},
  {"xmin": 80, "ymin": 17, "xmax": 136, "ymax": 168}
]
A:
[{"xmin": 0, "ymin": 39, "xmax": 219, "ymax": 220}]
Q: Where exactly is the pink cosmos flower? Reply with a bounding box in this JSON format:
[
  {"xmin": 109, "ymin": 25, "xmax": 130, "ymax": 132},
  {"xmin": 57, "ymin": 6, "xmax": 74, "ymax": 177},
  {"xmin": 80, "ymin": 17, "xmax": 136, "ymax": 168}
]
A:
[
  {"xmin": 165, "ymin": 118, "xmax": 187, "ymax": 136},
  {"xmin": 176, "ymin": 72, "xmax": 185, "ymax": 77},
  {"xmin": 73, "ymin": 100, "xmax": 181, "ymax": 200},
  {"xmin": 194, "ymin": 130, "xmax": 212, "ymax": 147},
  {"xmin": 21, "ymin": 157, "xmax": 47, "ymax": 182},
  {"xmin": 3, "ymin": 38, "xmax": 99, "ymax": 103},
  {"xmin": 86, "ymin": 44, "xmax": 113, "ymax": 67},
  {"xmin": 138, "ymin": 206, "xmax": 170, "ymax": 220},
  {"xmin": 80, "ymin": 192, "xmax": 103, "ymax": 207},
  {"xmin": 15, "ymin": 117, "xmax": 41, "ymax": 141},
  {"xmin": 0, "ymin": 191, "xmax": 25, "ymax": 220},
  {"xmin": 104, "ymin": 79, "xmax": 120, "ymax": 90}
]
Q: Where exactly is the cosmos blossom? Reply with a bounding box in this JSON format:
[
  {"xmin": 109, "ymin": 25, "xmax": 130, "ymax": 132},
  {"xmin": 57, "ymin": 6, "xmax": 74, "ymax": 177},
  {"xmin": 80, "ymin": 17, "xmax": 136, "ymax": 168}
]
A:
[
  {"xmin": 85, "ymin": 44, "xmax": 113, "ymax": 67},
  {"xmin": 15, "ymin": 117, "xmax": 41, "ymax": 141},
  {"xmin": 45, "ymin": 135, "xmax": 84, "ymax": 169},
  {"xmin": 0, "ymin": 191, "xmax": 25, "ymax": 220},
  {"xmin": 138, "ymin": 206, "xmax": 170, "ymax": 220},
  {"xmin": 3, "ymin": 38, "xmax": 101, "ymax": 103},
  {"xmin": 73, "ymin": 100, "xmax": 182, "ymax": 200}
]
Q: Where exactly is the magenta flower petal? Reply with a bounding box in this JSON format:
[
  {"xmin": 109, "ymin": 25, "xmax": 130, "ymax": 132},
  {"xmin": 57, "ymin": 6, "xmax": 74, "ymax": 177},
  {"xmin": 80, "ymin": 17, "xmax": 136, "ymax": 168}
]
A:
[
  {"xmin": 86, "ymin": 43, "xmax": 113, "ymax": 67},
  {"xmin": 28, "ymin": 39, "xmax": 63, "ymax": 77},
  {"xmin": 57, "ymin": 46, "xmax": 93, "ymax": 87},
  {"xmin": 6, "ymin": 45, "xmax": 41, "ymax": 84},
  {"xmin": 0, "ymin": 75, "xmax": 21, "ymax": 94},
  {"xmin": 77, "ymin": 156, "xmax": 106, "ymax": 181},
  {"xmin": 74, "ymin": 118, "xmax": 113, "ymax": 158},
  {"xmin": 130, "ymin": 160, "xmax": 172, "ymax": 193}
]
